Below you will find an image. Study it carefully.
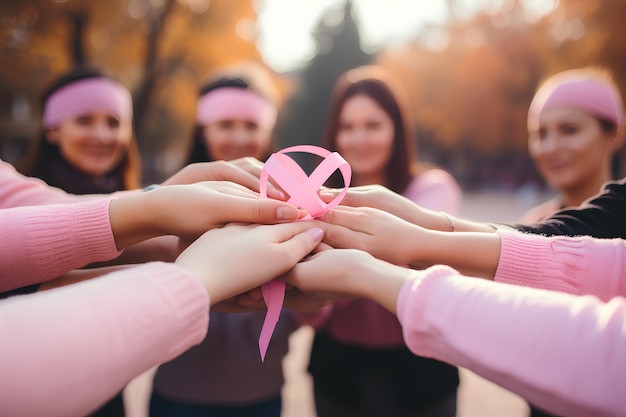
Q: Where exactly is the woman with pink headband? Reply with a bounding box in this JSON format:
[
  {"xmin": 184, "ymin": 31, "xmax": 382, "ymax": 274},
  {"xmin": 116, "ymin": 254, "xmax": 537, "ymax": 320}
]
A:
[
  {"xmin": 184, "ymin": 65, "xmax": 278, "ymax": 165},
  {"xmin": 18, "ymin": 67, "xmax": 141, "ymax": 195},
  {"xmin": 520, "ymin": 67, "xmax": 625, "ymax": 223},
  {"xmin": 14, "ymin": 66, "xmax": 140, "ymax": 417},
  {"xmin": 150, "ymin": 63, "xmax": 293, "ymax": 417},
  {"xmin": 302, "ymin": 65, "xmax": 462, "ymax": 417}
]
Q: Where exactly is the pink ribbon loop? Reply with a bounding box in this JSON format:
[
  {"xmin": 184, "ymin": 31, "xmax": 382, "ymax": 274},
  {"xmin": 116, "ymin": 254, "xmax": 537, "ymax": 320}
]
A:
[{"xmin": 257, "ymin": 145, "xmax": 351, "ymax": 361}]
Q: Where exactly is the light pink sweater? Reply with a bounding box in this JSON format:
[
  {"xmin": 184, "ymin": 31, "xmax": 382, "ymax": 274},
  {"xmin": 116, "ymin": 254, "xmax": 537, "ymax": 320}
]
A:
[
  {"xmin": 397, "ymin": 265, "xmax": 626, "ymax": 417},
  {"xmin": 0, "ymin": 159, "xmax": 90, "ymax": 208},
  {"xmin": 0, "ymin": 187, "xmax": 208, "ymax": 416},
  {"xmin": 495, "ymin": 230, "xmax": 625, "ymax": 301},
  {"xmin": 0, "ymin": 262, "xmax": 209, "ymax": 417}
]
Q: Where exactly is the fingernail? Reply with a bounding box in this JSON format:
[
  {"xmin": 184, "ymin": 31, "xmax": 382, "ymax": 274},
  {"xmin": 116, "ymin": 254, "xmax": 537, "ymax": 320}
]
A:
[
  {"xmin": 271, "ymin": 189, "xmax": 286, "ymax": 200},
  {"xmin": 307, "ymin": 227, "xmax": 324, "ymax": 241},
  {"xmin": 276, "ymin": 206, "xmax": 296, "ymax": 220},
  {"xmin": 319, "ymin": 191, "xmax": 334, "ymax": 198}
]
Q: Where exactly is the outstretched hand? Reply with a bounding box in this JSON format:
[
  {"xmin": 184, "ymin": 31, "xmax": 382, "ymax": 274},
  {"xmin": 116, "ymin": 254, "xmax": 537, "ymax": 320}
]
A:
[
  {"xmin": 319, "ymin": 184, "xmax": 433, "ymax": 226},
  {"xmin": 283, "ymin": 245, "xmax": 412, "ymax": 314},
  {"xmin": 317, "ymin": 205, "xmax": 429, "ymax": 266},
  {"xmin": 161, "ymin": 157, "xmax": 286, "ymax": 200},
  {"xmin": 109, "ymin": 181, "xmax": 306, "ymax": 250},
  {"xmin": 175, "ymin": 222, "xmax": 324, "ymax": 305}
]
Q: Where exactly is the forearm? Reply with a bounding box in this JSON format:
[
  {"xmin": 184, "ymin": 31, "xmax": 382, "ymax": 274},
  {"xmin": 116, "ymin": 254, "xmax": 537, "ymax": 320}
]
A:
[
  {"xmin": 406, "ymin": 207, "xmax": 501, "ymax": 234},
  {"xmin": 108, "ymin": 191, "xmax": 161, "ymax": 250},
  {"xmin": 0, "ymin": 262, "xmax": 209, "ymax": 417},
  {"xmin": 88, "ymin": 235, "xmax": 181, "ymax": 267},
  {"xmin": 397, "ymin": 266, "xmax": 626, "ymax": 417},
  {"xmin": 409, "ymin": 229, "xmax": 501, "ymax": 278}
]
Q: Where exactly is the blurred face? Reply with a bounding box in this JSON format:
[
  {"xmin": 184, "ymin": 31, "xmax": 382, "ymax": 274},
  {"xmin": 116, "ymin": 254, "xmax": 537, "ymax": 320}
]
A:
[
  {"xmin": 528, "ymin": 108, "xmax": 616, "ymax": 192},
  {"xmin": 203, "ymin": 119, "xmax": 272, "ymax": 161},
  {"xmin": 336, "ymin": 94, "xmax": 395, "ymax": 181},
  {"xmin": 46, "ymin": 112, "xmax": 132, "ymax": 177}
]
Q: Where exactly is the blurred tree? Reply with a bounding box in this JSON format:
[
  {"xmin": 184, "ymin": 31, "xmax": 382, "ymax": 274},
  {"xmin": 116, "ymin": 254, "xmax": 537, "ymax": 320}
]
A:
[
  {"xmin": 0, "ymin": 0, "xmax": 270, "ymax": 181},
  {"xmin": 2, "ymin": 0, "xmax": 625, "ymax": 185},
  {"xmin": 377, "ymin": 0, "xmax": 626, "ymax": 188},
  {"xmin": 274, "ymin": 0, "xmax": 372, "ymax": 171}
]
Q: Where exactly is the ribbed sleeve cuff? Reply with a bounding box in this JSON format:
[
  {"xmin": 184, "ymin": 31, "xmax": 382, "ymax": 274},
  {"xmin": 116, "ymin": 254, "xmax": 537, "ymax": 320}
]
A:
[
  {"xmin": 495, "ymin": 230, "xmax": 587, "ymax": 295},
  {"xmin": 134, "ymin": 262, "xmax": 210, "ymax": 360},
  {"xmin": 397, "ymin": 265, "xmax": 459, "ymax": 358},
  {"xmin": 25, "ymin": 198, "xmax": 122, "ymax": 278}
]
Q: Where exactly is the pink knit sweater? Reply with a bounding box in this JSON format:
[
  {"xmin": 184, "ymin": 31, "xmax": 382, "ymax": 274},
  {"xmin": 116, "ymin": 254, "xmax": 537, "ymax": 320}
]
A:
[
  {"xmin": 397, "ymin": 265, "xmax": 626, "ymax": 417},
  {"xmin": 0, "ymin": 202, "xmax": 208, "ymax": 417},
  {"xmin": 0, "ymin": 160, "xmax": 209, "ymax": 416},
  {"xmin": 495, "ymin": 229, "xmax": 625, "ymax": 301},
  {"xmin": 0, "ymin": 262, "xmax": 209, "ymax": 417}
]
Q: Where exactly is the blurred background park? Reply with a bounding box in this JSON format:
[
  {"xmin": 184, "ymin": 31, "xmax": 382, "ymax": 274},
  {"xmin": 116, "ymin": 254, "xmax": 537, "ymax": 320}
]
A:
[
  {"xmin": 2, "ymin": 0, "xmax": 625, "ymax": 195},
  {"xmin": 3, "ymin": 2, "xmax": 624, "ymax": 416}
]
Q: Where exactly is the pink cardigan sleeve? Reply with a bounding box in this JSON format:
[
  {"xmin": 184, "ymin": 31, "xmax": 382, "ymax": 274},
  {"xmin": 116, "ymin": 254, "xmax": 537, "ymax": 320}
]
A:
[
  {"xmin": 0, "ymin": 159, "xmax": 133, "ymax": 208},
  {"xmin": 0, "ymin": 159, "xmax": 86, "ymax": 207},
  {"xmin": 495, "ymin": 230, "xmax": 626, "ymax": 301},
  {"xmin": 0, "ymin": 262, "xmax": 209, "ymax": 417},
  {"xmin": 0, "ymin": 198, "xmax": 122, "ymax": 292},
  {"xmin": 396, "ymin": 265, "xmax": 626, "ymax": 417}
]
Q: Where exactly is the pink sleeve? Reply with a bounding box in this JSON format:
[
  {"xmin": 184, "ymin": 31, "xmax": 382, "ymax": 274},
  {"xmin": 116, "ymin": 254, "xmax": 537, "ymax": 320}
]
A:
[
  {"xmin": 0, "ymin": 262, "xmax": 209, "ymax": 417},
  {"xmin": 0, "ymin": 159, "xmax": 134, "ymax": 208},
  {"xmin": 403, "ymin": 169, "xmax": 462, "ymax": 215},
  {"xmin": 396, "ymin": 265, "xmax": 626, "ymax": 417},
  {"xmin": 0, "ymin": 198, "xmax": 122, "ymax": 292},
  {"xmin": 495, "ymin": 230, "xmax": 626, "ymax": 301},
  {"xmin": 0, "ymin": 159, "xmax": 83, "ymax": 207}
]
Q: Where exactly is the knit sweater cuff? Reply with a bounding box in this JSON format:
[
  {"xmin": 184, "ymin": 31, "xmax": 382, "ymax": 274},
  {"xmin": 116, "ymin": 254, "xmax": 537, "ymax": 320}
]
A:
[
  {"xmin": 26, "ymin": 198, "xmax": 122, "ymax": 277},
  {"xmin": 129, "ymin": 262, "xmax": 209, "ymax": 361},
  {"xmin": 494, "ymin": 230, "xmax": 605, "ymax": 297},
  {"xmin": 396, "ymin": 265, "xmax": 460, "ymax": 358}
]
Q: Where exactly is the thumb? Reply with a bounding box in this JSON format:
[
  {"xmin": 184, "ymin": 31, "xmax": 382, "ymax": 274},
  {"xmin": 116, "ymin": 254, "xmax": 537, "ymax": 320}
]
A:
[{"xmin": 230, "ymin": 199, "xmax": 301, "ymax": 224}]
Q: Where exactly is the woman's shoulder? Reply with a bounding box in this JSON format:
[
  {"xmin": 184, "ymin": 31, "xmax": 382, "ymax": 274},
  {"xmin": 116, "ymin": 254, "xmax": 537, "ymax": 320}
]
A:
[
  {"xmin": 406, "ymin": 167, "xmax": 461, "ymax": 195},
  {"xmin": 518, "ymin": 197, "xmax": 562, "ymax": 223},
  {"xmin": 404, "ymin": 168, "xmax": 462, "ymax": 213}
]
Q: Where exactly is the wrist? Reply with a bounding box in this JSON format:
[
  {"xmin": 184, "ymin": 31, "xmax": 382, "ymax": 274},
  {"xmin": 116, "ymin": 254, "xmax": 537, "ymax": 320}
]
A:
[
  {"xmin": 439, "ymin": 211, "xmax": 455, "ymax": 232},
  {"xmin": 357, "ymin": 258, "xmax": 412, "ymax": 313},
  {"xmin": 109, "ymin": 192, "xmax": 157, "ymax": 250}
]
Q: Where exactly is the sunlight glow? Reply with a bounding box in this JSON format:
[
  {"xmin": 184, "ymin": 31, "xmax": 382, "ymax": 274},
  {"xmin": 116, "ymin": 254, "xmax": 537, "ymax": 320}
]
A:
[{"xmin": 255, "ymin": 0, "xmax": 554, "ymax": 73}]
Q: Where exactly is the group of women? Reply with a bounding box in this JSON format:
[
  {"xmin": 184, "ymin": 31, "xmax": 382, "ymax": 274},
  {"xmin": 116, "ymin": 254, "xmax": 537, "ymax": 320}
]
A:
[{"xmin": 1, "ymin": 58, "xmax": 624, "ymax": 417}]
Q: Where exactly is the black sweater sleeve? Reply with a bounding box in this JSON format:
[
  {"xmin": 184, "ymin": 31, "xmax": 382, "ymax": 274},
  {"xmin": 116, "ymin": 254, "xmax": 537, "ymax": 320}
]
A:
[{"xmin": 509, "ymin": 178, "xmax": 626, "ymax": 239}]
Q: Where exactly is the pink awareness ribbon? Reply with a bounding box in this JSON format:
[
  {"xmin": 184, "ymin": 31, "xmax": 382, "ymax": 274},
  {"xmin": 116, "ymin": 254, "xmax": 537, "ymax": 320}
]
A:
[{"xmin": 258, "ymin": 145, "xmax": 351, "ymax": 361}]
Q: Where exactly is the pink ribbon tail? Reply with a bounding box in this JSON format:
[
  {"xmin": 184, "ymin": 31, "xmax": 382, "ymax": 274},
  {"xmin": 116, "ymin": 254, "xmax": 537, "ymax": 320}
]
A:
[{"xmin": 258, "ymin": 279, "xmax": 286, "ymax": 362}]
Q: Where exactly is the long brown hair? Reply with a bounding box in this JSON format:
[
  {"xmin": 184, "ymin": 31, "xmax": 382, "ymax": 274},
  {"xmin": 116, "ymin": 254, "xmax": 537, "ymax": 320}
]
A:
[
  {"xmin": 321, "ymin": 65, "xmax": 418, "ymax": 193},
  {"xmin": 17, "ymin": 66, "xmax": 141, "ymax": 191}
]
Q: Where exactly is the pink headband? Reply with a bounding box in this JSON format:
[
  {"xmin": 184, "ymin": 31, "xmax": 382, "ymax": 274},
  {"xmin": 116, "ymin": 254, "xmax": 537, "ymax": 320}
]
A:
[
  {"xmin": 196, "ymin": 87, "xmax": 277, "ymax": 129},
  {"xmin": 43, "ymin": 78, "xmax": 133, "ymax": 128},
  {"xmin": 528, "ymin": 74, "xmax": 625, "ymax": 130}
]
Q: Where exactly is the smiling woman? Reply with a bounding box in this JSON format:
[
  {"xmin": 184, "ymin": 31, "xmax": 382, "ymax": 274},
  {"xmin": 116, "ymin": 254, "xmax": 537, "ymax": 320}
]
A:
[
  {"xmin": 14, "ymin": 65, "xmax": 142, "ymax": 417},
  {"xmin": 520, "ymin": 67, "xmax": 625, "ymax": 223},
  {"xmin": 17, "ymin": 66, "xmax": 142, "ymax": 195}
]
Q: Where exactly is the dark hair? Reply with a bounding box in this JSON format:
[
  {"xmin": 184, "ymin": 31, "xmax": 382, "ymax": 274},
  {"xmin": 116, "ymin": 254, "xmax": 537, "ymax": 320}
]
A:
[
  {"xmin": 185, "ymin": 69, "xmax": 278, "ymax": 164},
  {"xmin": 17, "ymin": 66, "xmax": 141, "ymax": 191},
  {"xmin": 597, "ymin": 117, "xmax": 622, "ymax": 179},
  {"xmin": 321, "ymin": 65, "xmax": 418, "ymax": 194}
]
